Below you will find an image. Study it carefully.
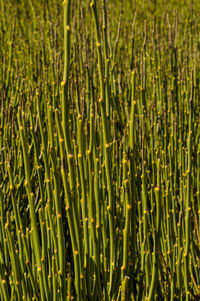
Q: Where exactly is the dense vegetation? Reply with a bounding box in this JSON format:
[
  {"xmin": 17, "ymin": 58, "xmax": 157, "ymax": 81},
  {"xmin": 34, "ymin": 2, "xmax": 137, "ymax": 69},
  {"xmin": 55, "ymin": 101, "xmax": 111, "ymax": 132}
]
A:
[{"xmin": 0, "ymin": 0, "xmax": 200, "ymax": 300}]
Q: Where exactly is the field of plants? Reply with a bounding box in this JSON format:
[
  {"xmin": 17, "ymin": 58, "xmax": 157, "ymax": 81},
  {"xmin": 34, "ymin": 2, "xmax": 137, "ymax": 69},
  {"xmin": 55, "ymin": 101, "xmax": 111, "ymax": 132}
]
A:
[{"xmin": 0, "ymin": 0, "xmax": 200, "ymax": 300}]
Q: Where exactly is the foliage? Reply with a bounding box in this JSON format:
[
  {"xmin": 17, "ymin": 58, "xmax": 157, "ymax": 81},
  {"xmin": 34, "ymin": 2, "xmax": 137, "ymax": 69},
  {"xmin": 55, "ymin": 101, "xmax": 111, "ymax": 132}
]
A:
[{"xmin": 0, "ymin": 0, "xmax": 200, "ymax": 300}]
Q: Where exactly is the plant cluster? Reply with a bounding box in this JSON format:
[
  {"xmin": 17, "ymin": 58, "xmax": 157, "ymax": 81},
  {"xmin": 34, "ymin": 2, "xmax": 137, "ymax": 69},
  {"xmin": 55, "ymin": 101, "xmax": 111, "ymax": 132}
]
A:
[{"xmin": 0, "ymin": 0, "xmax": 200, "ymax": 300}]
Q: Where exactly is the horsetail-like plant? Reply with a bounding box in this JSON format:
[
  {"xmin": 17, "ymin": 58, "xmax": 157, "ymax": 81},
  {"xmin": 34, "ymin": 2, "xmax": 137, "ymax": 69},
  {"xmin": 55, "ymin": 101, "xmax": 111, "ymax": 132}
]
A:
[{"xmin": 0, "ymin": 1, "xmax": 200, "ymax": 300}]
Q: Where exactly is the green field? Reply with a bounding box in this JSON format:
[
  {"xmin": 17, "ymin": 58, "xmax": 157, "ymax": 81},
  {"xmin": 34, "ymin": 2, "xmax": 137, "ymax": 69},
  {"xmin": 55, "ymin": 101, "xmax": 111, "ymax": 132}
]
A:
[{"xmin": 0, "ymin": 0, "xmax": 200, "ymax": 300}]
